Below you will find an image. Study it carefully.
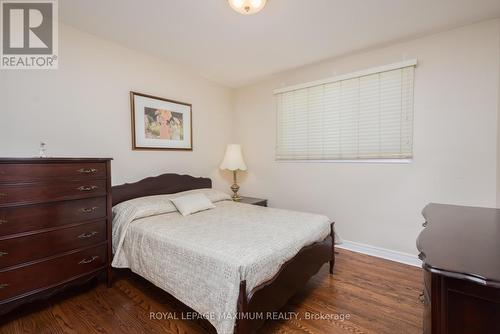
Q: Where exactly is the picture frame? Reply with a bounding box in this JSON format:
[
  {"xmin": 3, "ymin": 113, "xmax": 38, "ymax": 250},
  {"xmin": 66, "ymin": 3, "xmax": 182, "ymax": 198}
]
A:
[{"xmin": 130, "ymin": 91, "xmax": 193, "ymax": 151}]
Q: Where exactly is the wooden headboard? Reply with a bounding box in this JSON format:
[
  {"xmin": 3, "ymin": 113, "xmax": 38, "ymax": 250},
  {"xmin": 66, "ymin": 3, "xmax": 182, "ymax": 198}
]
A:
[{"xmin": 112, "ymin": 173, "xmax": 212, "ymax": 206}]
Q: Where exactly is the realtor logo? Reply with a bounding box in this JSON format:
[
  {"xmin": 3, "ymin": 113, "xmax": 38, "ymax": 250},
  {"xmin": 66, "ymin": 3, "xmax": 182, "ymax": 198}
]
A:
[{"xmin": 1, "ymin": 0, "xmax": 58, "ymax": 69}]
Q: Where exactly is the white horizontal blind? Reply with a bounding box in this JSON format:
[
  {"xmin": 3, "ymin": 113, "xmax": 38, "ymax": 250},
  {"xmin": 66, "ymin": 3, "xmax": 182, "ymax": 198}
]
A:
[{"xmin": 276, "ymin": 63, "xmax": 415, "ymax": 160}]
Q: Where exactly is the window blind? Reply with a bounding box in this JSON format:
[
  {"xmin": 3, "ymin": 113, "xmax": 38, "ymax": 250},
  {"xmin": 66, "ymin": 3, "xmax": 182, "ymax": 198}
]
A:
[{"xmin": 275, "ymin": 61, "xmax": 415, "ymax": 160}]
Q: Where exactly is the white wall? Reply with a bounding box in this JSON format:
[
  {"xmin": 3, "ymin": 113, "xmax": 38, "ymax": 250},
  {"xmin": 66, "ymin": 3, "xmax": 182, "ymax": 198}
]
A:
[
  {"xmin": 233, "ymin": 20, "xmax": 500, "ymax": 255},
  {"xmin": 0, "ymin": 24, "xmax": 234, "ymax": 188},
  {"xmin": 1, "ymin": 20, "xmax": 499, "ymax": 257}
]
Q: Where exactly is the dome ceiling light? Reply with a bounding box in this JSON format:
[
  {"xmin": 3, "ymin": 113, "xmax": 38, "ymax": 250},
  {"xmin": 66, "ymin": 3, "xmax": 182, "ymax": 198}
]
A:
[{"xmin": 228, "ymin": 0, "xmax": 267, "ymax": 15}]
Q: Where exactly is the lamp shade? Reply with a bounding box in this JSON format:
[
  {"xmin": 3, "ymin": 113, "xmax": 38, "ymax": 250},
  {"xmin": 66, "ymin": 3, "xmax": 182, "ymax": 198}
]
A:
[{"xmin": 220, "ymin": 144, "xmax": 247, "ymax": 171}]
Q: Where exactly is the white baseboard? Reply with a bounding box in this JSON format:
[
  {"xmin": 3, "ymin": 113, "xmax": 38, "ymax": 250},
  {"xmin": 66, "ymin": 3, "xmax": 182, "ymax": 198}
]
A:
[{"xmin": 337, "ymin": 240, "xmax": 422, "ymax": 267}]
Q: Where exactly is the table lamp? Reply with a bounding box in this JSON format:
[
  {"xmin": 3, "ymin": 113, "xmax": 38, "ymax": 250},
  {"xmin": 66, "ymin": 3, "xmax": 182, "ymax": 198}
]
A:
[{"xmin": 220, "ymin": 144, "xmax": 247, "ymax": 201}]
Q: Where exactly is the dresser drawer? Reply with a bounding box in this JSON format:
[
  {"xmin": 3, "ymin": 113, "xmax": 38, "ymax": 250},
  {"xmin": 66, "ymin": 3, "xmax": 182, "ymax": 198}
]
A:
[
  {"xmin": 0, "ymin": 244, "xmax": 106, "ymax": 302},
  {"xmin": 0, "ymin": 220, "xmax": 106, "ymax": 269},
  {"xmin": 0, "ymin": 163, "xmax": 106, "ymax": 183},
  {"xmin": 0, "ymin": 180, "xmax": 107, "ymax": 207},
  {"xmin": 0, "ymin": 197, "xmax": 106, "ymax": 236}
]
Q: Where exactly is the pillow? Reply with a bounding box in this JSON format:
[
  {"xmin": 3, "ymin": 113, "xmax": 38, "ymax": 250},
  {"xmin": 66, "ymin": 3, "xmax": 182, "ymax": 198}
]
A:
[
  {"xmin": 112, "ymin": 194, "xmax": 178, "ymax": 221},
  {"xmin": 170, "ymin": 193, "xmax": 216, "ymax": 216},
  {"xmin": 172, "ymin": 188, "xmax": 231, "ymax": 204}
]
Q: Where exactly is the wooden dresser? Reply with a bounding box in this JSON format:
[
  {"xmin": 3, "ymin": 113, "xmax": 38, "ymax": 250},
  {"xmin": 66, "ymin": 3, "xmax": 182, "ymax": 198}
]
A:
[
  {"xmin": 417, "ymin": 203, "xmax": 500, "ymax": 334},
  {"xmin": 0, "ymin": 158, "xmax": 112, "ymax": 315}
]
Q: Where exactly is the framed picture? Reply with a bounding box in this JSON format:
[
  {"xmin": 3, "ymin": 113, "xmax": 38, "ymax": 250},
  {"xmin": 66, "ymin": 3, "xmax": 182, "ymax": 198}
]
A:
[{"xmin": 130, "ymin": 91, "xmax": 192, "ymax": 150}]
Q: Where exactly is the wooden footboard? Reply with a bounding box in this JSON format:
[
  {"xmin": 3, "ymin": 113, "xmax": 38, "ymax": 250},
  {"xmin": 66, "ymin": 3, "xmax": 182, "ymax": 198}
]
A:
[{"xmin": 235, "ymin": 222, "xmax": 335, "ymax": 334}]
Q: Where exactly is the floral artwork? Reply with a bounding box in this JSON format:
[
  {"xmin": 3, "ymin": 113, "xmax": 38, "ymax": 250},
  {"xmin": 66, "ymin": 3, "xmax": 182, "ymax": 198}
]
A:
[{"xmin": 144, "ymin": 108, "xmax": 184, "ymax": 141}]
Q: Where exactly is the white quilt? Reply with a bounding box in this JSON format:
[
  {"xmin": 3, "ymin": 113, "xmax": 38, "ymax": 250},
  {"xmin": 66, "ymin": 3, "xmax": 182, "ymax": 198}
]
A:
[{"xmin": 111, "ymin": 189, "xmax": 333, "ymax": 334}]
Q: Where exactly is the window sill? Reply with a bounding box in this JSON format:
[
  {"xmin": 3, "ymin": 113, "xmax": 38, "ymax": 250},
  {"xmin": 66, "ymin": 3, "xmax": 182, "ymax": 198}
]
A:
[{"xmin": 275, "ymin": 158, "xmax": 413, "ymax": 164}]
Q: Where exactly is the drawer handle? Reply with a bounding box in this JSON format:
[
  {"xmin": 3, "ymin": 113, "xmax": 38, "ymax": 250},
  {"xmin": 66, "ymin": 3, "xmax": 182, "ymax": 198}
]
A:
[
  {"xmin": 422, "ymin": 221, "xmax": 428, "ymax": 227},
  {"xmin": 79, "ymin": 255, "xmax": 99, "ymax": 265},
  {"xmin": 0, "ymin": 251, "xmax": 8, "ymax": 257},
  {"xmin": 77, "ymin": 168, "xmax": 98, "ymax": 174},
  {"xmin": 78, "ymin": 231, "xmax": 98, "ymax": 239},
  {"xmin": 80, "ymin": 207, "xmax": 98, "ymax": 213},
  {"xmin": 0, "ymin": 283, "xmax": 9, "ymax": 289},
  {"xmin": 0, "ymin": 219, "xmax": 7, "ymax": 225},
  {"xmin": 77, "ymin": 185, "xmax": 98, "ymax": 192}
]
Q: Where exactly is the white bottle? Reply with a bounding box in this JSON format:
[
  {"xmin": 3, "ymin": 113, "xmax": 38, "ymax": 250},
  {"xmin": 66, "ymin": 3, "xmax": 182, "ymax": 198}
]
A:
[{"xmin": 39, "ymin": 142, "xmax": 47, "ymax": 158}]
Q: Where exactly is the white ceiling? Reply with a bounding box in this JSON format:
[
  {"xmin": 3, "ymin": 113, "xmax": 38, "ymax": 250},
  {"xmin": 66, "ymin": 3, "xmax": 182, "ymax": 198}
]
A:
[{"xmin": 60, "ymin": 0, "xmax": 500, "ymax": 87}]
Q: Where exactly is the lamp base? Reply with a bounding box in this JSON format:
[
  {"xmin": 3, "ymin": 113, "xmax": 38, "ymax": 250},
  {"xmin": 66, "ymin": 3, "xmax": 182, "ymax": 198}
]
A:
[
  {"xmin": 231, "ymin": 182, "xmax": 241, "ymax": 201},
  {"xmin": 230, "ymin": 170, "xmax": 242, "ymax": 201}
]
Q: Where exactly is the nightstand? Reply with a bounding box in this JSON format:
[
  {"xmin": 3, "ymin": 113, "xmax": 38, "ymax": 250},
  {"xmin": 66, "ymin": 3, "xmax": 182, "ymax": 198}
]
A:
[{"xmin": 237, "ymin": 196, "xmax": 268, "ymax": 207}]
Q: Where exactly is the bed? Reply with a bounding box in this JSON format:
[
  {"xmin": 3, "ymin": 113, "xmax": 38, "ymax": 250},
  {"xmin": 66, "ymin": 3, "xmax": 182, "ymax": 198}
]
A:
[{"xmin": 111, "ymin": 173, "xmax": 335, "ymax": 334}]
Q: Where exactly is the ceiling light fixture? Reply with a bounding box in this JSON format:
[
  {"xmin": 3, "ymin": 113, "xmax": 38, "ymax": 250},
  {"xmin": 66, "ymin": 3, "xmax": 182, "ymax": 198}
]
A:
[{"xmin": 228, "ymin": 0, "xmax": 267, "ymax": 15}]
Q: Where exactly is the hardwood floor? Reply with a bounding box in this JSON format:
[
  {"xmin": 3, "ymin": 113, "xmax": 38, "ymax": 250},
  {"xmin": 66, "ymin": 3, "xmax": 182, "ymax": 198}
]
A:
[{"xmin": 0, "ymin": 249, "xmax": 423, "ymax": 334}]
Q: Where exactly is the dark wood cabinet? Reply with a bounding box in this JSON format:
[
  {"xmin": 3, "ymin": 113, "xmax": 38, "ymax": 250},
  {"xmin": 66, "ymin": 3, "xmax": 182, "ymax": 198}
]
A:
[
  {"xmin": 0, "ymin": 158, "xmax": 112, "ymax": 316},
  {"xmin": 417, "ymin": 203, "xmax": 500, "ymax": 334}
]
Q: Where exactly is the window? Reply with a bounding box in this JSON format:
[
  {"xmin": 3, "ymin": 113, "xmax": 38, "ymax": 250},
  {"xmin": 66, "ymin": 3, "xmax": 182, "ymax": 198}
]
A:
[{"xmin": 275, "ymin": 60, "xmax": 416, "ymax": 161}]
